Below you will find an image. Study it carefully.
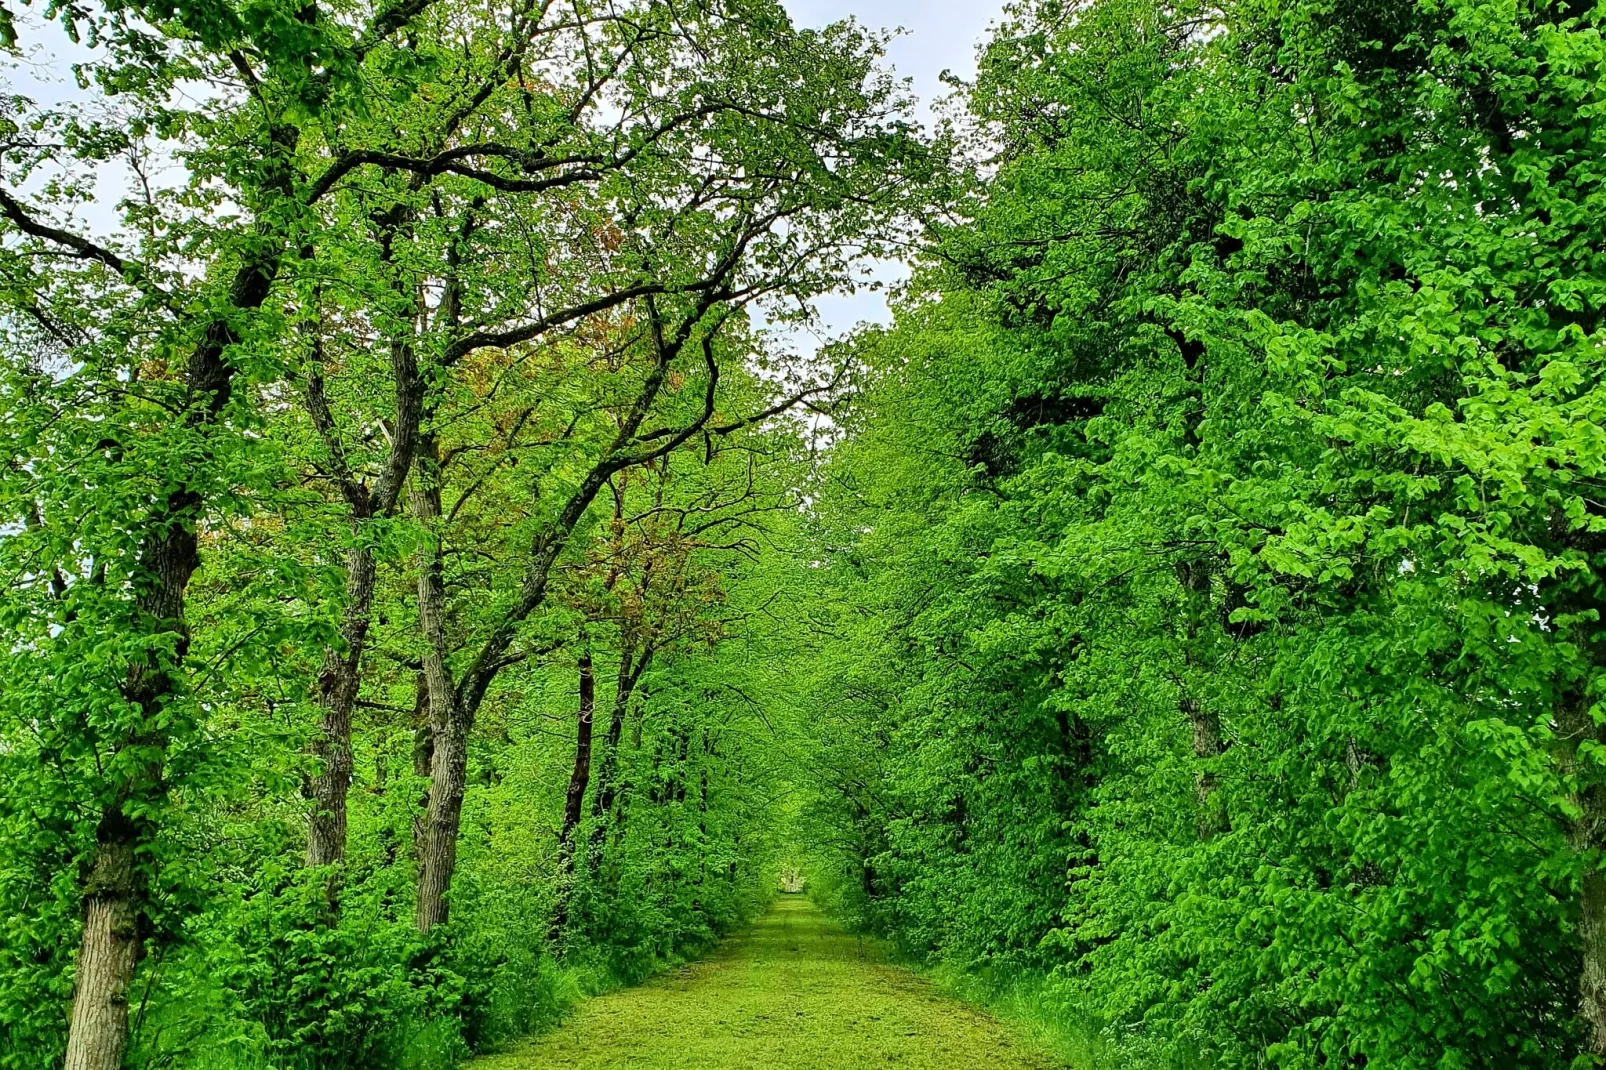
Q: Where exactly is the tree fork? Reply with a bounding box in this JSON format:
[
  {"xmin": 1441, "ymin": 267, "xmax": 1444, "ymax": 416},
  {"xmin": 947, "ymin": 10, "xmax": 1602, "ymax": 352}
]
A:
[{"xmin": 301, "ymin": 201, "xmax": 424, "ymax": 883}]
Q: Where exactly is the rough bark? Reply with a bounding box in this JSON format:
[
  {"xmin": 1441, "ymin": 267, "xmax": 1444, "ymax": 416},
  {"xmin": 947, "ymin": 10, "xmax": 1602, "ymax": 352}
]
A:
[
  {"xmin": 65, "ymin": 123, "xmax": 298, "ymax": 1067},
  {"xmin": 306, "ymin": 543, "xmax": 374, "ymax": 870},
  {"xmin": 549, "ymin": 650, "xmax": 596, "ymax": 944},
  {"xmin": 1579, "ymin": 846, "xmax": 1606, "ymax": 1058},
  {"xmin": 411, "ymin": 434, "xmax": 467, "ymax": 932},
  {"xmin": 64, "ymin": 828, "xmax": 139, "ymax": 1070},
  {"xmin": 415, "ymin": 691, "xmax": 467, "ymax": 932},
  {"xmin": 66, "ymin": 521, "xmax": 199, "ymax": 1070}
]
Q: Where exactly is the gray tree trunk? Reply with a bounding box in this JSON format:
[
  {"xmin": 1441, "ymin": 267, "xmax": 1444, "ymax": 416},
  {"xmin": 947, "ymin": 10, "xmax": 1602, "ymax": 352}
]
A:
[
  {"xmin": 64, "ymin": 834, "xmax": 139, "ymax": 1070},
  {"xmin": 65, "ymin": 130, "xmax": 296, "ymax": 1061},
  {"xmin": 307, "ymin": 543, "xmax": 375, "ymax": 871},
  {"xmin": 411, "ymin": 435, "xmax": 467, "ymax": 932},
  {"xmin": 1561, "ymin": 693, "xmax": 1606, "ymax": 1055}
]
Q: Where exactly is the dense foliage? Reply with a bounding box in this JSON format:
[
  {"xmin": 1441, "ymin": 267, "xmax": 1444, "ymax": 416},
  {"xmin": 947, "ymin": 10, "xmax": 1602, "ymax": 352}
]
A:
[
  {"xmin": 8, "ymin": 0, "xmax": 1606, "ymax": 1067},
  {"xmin": 790, "ymin": 0, "xmax": 1606, "ymax": 1067}
]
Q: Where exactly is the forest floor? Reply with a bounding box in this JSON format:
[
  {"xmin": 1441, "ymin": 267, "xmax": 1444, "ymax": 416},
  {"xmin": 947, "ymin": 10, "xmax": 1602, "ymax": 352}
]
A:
[{"xmin": 475, "ymin": 894, "xmax": 1065, "ymax": 1069}]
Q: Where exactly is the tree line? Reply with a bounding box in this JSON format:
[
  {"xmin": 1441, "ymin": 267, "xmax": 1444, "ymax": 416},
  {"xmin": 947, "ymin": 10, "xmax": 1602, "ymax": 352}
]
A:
[
  {"xmin": 0, "ymin": 0, "xmax": 922, "ymax": 1065},
  {"xmin": 787, "ymin": 0, "xmax": 1606, "ymax": 1067}
]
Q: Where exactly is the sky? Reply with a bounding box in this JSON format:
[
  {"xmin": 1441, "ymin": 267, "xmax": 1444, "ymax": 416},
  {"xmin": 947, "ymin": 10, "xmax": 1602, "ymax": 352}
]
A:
[
  {"xmin": 783, "ymin": 0, "xmax": 1005, "ymax": 120},
  {"xmin": 777, "ymin": 0, "xmax": 1007, "ymax": 343}
]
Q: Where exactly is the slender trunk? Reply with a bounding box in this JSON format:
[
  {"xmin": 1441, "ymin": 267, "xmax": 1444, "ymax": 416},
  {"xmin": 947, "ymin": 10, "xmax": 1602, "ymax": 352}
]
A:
[
  {"xmin": 698, "ymin": 727, "xmax": 710, "ymax": 830},
  {"xmin": 412, "ymin": 435, "xmax": 467, "ymax": 932},
  {"xmin": 550, "ymin": 650, "xmax": 596, "ymax": 943},
  {"xmin": 587, "ymin": 486, "xmax": 632, "ymax": 841},
  {"xmin": 611, "ymin": 686, "xmax": 649, "ymax": 852},
  {"xmin": 588, "ymin": 645, "xmax": 651, "ymax": 873},
  {"xmin": 676, "ymin": 728, "xmax": 690, "ymax": 804},
  {"xmin": 591, "ymin": 649, "xmax": 632, "ymax": 824},
  {"xmin": 560, "ymin": 651, "xmax": 597, "ymax": 848},
  {"xmin": 307, "ymin": 542, "xmax": 375, "ymax": 870}
]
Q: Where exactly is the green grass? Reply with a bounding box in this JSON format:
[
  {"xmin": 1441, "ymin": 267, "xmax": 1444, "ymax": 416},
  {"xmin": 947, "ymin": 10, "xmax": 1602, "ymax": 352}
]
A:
[
  {"xmin": 474, "ymin": 895, "xmax": 1067, "ymax": 1069},
  {"xmin": 923, "ymin": 963, "xmax": 1134, "ymax": 1070}
]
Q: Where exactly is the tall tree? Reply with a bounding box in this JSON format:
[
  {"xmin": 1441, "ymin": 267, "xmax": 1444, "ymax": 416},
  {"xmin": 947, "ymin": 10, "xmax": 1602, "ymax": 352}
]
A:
[
  {"xmin": 388, "ymin": 0, "xmax": 923, "ymax": 929},
  {"xmin": 0, "ymin": 0, "xmax": 450, "ymax": 1059}
]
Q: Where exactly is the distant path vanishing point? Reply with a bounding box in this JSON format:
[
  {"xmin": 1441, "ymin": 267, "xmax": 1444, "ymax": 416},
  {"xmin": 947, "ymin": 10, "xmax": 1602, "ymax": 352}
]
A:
[{"xmin": 475, "ymin": 895, "xmax": 1064, "ymax": 1069}]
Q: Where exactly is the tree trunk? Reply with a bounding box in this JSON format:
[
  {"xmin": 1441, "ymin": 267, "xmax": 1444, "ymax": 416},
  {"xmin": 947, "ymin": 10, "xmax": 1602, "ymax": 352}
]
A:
[
  {"xmin": 64, "ymin": 126, "xmax": 297, "ymax": 1061},
  {"xmin": 307, "ymin": 542, "xmax": 375, "ymax": 870},
  {"xmin": 1580, "ymin": 858, "xmax": 1606, "ymax": 1058},
  {"xmin": 412, "ymin": 435, "xmax": 468, "ymax": 933},
  {"xmin": 560, "ymin": 651, "xmax": 597, "ymax": 849},
  {"xmin": 588, "ymin": 645, "xmax": 651, "ymax": 873},
  {"xmin": 64, "ymin": 828, "xmax": 139, "ymax": 1070},
  {"xmin": 590, "ymin": 649, "xmax": 631, "ymax": 826},
  {"xmin": 415, "ymin": 689, "xmax": 466, "ymax": 932},
  {"xmin": 1561, "ymin": 693, "xmax": 1606, "ymax": 1055},
  {"xmin": 1184, "ymin": 695, "xmax": 1226, "ymax": 838},
  {"xmin": 550, "ymin": 650, "xmax": 596, "ymax": 944}
]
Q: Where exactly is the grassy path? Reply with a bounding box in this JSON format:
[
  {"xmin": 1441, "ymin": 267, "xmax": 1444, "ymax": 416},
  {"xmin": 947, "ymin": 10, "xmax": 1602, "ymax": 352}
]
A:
[{"xmin": 476, "ymin": 895, "xmax": 1064, "ymax": 1069}]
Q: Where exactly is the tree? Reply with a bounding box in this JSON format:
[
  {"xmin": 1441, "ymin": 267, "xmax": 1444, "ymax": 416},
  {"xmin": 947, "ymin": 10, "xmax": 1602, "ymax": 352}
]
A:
[
  {"xmin": 0, "ymin": 0, "xmax": 925, "ymax": 1062},
  {"xmin": 0, "ymin": 0, "xmax": 442, "ymax": 1058},
  {"xmin": 387, "ymin": 0, "xmax": 923, "ymax": 928}
]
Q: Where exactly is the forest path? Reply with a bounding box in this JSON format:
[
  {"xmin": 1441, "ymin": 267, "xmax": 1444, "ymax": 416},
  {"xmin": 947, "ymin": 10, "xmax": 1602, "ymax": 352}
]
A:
[{"xmin": 475, "ymin": 895, "xmax": 1064, "ymax": 1069}]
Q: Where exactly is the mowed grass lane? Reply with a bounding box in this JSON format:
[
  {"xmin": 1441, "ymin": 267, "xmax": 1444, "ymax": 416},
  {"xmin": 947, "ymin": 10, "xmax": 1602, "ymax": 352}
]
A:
[{"xmin": 476, "ymin": 895, "xmax": 1064, "ymax": 1069}]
